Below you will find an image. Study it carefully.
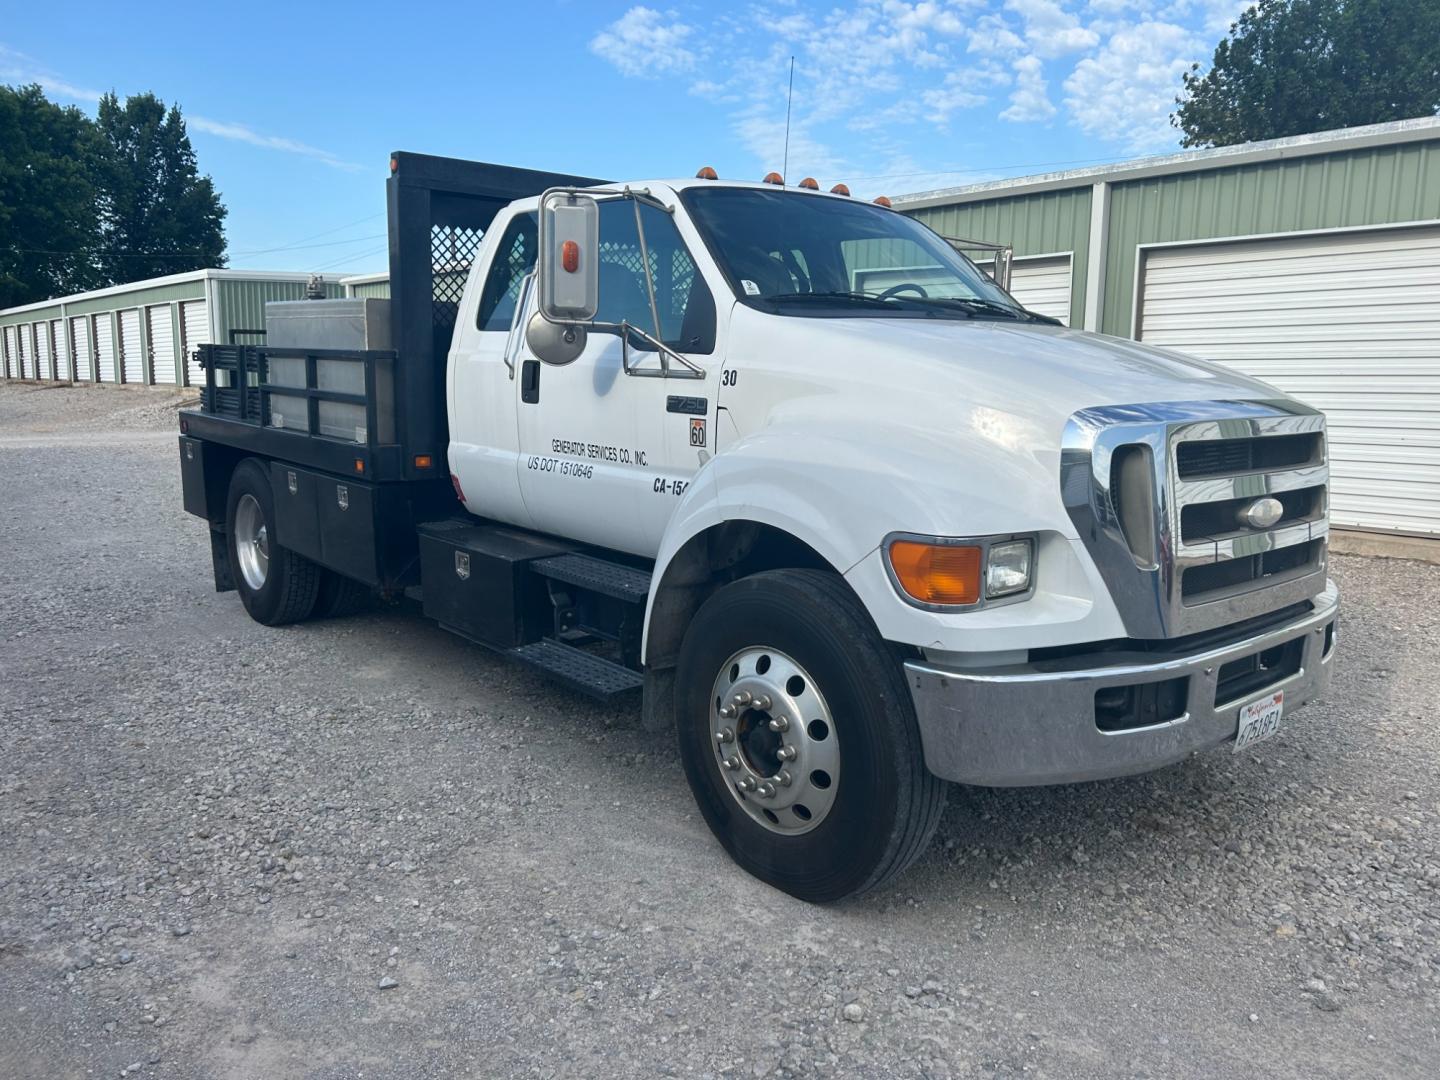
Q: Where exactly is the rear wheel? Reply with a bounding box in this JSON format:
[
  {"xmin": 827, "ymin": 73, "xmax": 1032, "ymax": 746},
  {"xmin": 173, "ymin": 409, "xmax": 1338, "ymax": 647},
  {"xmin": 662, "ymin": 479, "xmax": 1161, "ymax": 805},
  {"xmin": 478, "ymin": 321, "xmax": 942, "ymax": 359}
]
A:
[
  {"xmin": 225, "ymin": 459, "xmax": 320, "ymax": 626},
  {"xmin": 674, "ymin": 569, "xmax": 946, "ymax": 902},
  {"xmin": 313, "ymin": 570, "xmax": 373, "ymax": 620}
]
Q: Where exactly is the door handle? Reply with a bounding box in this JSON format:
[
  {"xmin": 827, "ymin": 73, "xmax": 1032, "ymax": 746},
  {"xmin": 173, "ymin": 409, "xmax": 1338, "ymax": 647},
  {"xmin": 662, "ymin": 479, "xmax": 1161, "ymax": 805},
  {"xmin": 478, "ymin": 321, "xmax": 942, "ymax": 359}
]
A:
[{"xmin": 521, "ymin": 359, "xmax": 540, "ymax": 404}]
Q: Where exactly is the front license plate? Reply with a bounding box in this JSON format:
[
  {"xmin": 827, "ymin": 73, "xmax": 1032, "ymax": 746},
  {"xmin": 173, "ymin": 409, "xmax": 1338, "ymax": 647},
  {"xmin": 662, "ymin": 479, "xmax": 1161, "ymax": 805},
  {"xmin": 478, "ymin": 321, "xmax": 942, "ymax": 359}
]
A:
[{"xmin": 1233, "ymin": 690, "xmax": 1284, "ymax": 753}]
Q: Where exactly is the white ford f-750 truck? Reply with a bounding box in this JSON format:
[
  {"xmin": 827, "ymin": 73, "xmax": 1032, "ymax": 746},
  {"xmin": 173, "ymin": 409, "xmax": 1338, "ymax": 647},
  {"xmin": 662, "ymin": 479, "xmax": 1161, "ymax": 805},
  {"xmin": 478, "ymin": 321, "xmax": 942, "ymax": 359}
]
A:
[{"xmin": 179, "ymin": 154, "xmax": 1338, "ymax": 901}]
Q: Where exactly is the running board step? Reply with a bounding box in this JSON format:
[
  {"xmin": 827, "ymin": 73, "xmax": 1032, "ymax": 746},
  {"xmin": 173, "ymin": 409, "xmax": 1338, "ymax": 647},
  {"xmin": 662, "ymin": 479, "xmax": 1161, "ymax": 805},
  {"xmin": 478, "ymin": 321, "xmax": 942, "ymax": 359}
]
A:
[
  {"xmin": 509, "ymin": 638, "xmax": 644, "ymax": 700},
  {"xmin": 530, "ymin": 554, "xmax": 651, "ymax": 603}
]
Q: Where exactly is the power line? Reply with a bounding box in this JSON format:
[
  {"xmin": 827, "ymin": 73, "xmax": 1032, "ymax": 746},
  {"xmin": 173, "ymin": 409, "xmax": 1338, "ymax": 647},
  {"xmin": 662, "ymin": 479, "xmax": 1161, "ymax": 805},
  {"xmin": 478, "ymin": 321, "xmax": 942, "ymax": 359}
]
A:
[{"xmin": 5, "ymin": 233, "xmax": 387, "ymax": 260}]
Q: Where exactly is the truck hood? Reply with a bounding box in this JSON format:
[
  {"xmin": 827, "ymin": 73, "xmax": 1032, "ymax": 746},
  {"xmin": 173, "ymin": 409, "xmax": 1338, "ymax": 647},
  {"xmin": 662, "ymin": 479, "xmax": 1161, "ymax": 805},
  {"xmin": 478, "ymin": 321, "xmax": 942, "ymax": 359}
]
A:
[{"xmin": 736, "ymin": 310, "xmax": 1282, "ymax": 433}]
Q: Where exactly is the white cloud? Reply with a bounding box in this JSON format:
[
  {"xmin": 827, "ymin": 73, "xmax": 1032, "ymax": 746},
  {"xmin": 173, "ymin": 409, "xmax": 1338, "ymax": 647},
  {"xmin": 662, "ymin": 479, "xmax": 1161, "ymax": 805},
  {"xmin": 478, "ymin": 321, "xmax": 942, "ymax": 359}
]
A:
[
  {"xmin": 1062, "ymin": 20, "xmax": 1199, "ymax": 150},
  {"xmin": 185, "ymin": 117, "xmax": 366, "ymax": 173},
  {"xmin": 0, "ymin": 42, "xmax": 364, "ymax": 171},
  {"xmin": 1000, "ymin": 54, "xmax": 1057, "ymax": 121},
  {"xmin": 1005, "ymin": 0, "xmax": 1100, "ymax": 58},
  {"xmin": 589, "ymin": 7, "xmax": 698, "ymax": 78}
]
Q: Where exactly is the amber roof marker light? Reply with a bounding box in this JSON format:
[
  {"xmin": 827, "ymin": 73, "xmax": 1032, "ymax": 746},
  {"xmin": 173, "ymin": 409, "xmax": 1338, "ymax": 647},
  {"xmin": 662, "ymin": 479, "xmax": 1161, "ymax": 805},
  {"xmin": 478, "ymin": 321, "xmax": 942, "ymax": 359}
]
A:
[
  {"xmin": 830, "ymin": 183, "xmax": 851, "ymax": 196},
  {"xmin": 873, "ymin": 195, "xmax": 893, "ymax": 208},
  {"xmin": 695, "ymin": 166, "xmax": 718, "ymax": 179},
  {"xmin": 798, "ymin": 177, "xmax": 819, "ymax": 190},
  {"xmin": 762, "ymin": 172, "xmax": 784, "ymax": 185}
]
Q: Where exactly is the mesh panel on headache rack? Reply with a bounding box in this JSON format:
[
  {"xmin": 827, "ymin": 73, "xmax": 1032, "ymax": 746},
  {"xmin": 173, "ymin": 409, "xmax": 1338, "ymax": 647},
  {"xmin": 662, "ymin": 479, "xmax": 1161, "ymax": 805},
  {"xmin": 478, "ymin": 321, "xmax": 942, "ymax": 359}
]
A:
[{"xmin": 431, "ymin": 224, "xmax": 485, "ymax": 329}]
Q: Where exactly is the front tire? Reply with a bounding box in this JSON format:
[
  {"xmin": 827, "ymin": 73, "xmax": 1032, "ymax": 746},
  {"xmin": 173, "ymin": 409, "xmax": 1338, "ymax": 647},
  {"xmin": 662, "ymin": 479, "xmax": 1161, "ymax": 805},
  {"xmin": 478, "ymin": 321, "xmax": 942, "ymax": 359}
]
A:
[
  {"xmin": 225, "ymin": 459, "xmax": 320, "ymax": 626},
  {"xmin": 674, "ymin": 569, "xmax": 945, "ymax": 902}
]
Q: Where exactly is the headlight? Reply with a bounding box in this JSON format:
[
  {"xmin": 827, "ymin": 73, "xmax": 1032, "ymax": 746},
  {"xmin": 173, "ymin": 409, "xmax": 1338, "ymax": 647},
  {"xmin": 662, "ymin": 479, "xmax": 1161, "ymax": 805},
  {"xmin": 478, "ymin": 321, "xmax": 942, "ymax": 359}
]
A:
[
  {"xmin": 884, "ymin": 534, "xmax": 1035, "ymax": 609},
  {"xmin": 985, "ymin": 539, "xmax": 1033, "ymax": 598}
]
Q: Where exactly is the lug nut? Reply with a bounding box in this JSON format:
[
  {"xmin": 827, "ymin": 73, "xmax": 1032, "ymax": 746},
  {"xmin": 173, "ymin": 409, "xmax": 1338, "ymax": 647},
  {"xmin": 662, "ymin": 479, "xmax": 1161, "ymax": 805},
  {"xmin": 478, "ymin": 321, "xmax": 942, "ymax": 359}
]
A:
[
  {"xmin": 716, "ymin": 728, "xmax": 735, "ymax": 744},
  {"xmin": 732, "ymin": 691, "xmax": 753, "ymax": 707},
  {"xmin": 723, "ymin": 755, "xmax": 740, "ymax": 770},
  {"xmin": 719, "ymin": 704, "xmax": 737, "ymax": 719},
  {"xmin": 767, "ymin": 716, "xmax": 790, "ymax": 733},
  {"xmin": 738, "ymin": 776, "xmax": 758, "ymax": 792},
  {"xmin": 777, "ymin": 745, "xmax": 797, "ymax": 762},
  {"xmin": 754, "ymin": 694, "xmax": 773, "ymax": 711},
  {"xmin": 757, "ymin": 782, "xmax": 777, "ymax": 799},
  {"xmin": 775, "ymin": 770, "xmax": 793, "ymax": 787}
]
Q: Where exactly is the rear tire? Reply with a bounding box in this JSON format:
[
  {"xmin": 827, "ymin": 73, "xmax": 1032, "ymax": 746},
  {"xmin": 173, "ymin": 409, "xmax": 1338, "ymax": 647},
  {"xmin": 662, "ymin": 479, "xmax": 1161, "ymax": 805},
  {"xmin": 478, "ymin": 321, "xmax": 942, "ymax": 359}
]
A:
[
  {"xmin": 313, "ymin": 570, "xmax": 373, "ymax": 619},
  {"xmin": 225, "ymin": 459, "xmax": 320, "ymax": 626},
  {"xmin": 674, "ymin": 569, "xmax": 946, "ymax": 902}
]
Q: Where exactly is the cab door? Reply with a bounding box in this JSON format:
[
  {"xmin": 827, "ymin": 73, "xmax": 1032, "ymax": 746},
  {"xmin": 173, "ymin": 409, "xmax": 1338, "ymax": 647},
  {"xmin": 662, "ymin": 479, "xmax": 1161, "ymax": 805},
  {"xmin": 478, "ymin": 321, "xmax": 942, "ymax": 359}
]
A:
[{"xmin": 515, "ymin": 195, "xmax": 721, "ymax": 557}]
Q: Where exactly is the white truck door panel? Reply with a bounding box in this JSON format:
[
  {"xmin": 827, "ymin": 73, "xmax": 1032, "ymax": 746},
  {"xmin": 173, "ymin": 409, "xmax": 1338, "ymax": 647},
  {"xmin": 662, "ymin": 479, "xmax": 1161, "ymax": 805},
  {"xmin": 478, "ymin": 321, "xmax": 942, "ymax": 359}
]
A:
[{"xmin": 514, "ymin": 197, "xmax": 722, "ymax": 557}]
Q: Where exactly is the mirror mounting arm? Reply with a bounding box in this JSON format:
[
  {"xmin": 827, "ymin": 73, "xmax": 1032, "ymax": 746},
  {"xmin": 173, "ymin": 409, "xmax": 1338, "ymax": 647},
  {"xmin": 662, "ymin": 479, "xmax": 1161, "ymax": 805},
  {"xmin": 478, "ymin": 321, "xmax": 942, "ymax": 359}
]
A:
[{"xmin": 618, "ymin": 323, "xmax": 706, "ymax": 380}]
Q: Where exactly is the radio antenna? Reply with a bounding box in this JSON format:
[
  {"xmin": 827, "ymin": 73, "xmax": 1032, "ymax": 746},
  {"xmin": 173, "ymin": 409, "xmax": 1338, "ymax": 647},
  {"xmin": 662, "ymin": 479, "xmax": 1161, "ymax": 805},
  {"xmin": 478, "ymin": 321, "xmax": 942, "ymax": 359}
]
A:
[{"xmin": 782, "ymin": 56, "xmax": 795, "ymax": 181}]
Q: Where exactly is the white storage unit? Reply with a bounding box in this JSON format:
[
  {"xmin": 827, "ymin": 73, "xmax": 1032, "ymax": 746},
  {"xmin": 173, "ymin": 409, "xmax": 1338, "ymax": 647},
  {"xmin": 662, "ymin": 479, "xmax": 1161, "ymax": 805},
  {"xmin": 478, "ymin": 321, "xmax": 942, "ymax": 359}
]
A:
[
  {"xmin": 180, "ymin": 299, "xmax": 210, "ymax": 386},
  {"xmin": 1008, "ymin": 255, "xmax": 1072, "ymax": 325},
  {"xmin": 1137, "ymin": 224, "xmax": 1440, "ymax": 537},
  {"xmin": 37, "ymin": 320, "xmax": 55, "ymax": 379},
  {"xmin": 147, "ymin": 305, "xmax": 177, "ymax": 384},
  {"xmin": 70, "ymin": 316, "xmax": 93, "ymax": 380},
  {"xmin": 95, "ymin": 314, "xmax": 117, "ymax": 382},
  {"xmin": 50, "ymin": 318, "xmax": 67, "ymax": 380},
  {"xmin": 2, "ymin": 324, "xmax": 16, "ymax": 378},
  {"xmin": 18, "ymin": 323, "xmax": 34, "ymax": 378},
  {"xmin": 118, "ymin": 308, "xmax": 143, "ymax": 383}
]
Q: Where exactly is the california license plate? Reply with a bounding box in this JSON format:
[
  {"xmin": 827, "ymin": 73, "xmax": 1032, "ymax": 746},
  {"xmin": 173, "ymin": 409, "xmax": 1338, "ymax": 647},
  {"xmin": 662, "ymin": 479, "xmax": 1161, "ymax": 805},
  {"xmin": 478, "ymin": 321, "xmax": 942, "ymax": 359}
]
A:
[{"xmin": 1234, "ymin": 690, "xmax": 1284, "ymax": 753}]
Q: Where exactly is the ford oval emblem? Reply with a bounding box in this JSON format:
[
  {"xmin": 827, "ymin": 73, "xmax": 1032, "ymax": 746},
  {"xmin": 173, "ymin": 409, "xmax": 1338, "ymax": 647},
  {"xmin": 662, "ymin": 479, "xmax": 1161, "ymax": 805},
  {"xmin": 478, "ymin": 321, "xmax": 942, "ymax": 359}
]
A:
[{"xmin": 1241, "ymin": 496, "xmax": 1284, "ymax": 530}]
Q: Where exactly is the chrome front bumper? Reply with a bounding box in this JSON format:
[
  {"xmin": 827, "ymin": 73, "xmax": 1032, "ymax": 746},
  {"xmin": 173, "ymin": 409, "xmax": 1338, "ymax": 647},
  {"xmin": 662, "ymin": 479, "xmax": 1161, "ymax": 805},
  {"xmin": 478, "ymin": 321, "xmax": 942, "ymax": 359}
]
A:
[{"xmin": 905, "ymin": 582, "xmax": 1339, "ymax": 787}]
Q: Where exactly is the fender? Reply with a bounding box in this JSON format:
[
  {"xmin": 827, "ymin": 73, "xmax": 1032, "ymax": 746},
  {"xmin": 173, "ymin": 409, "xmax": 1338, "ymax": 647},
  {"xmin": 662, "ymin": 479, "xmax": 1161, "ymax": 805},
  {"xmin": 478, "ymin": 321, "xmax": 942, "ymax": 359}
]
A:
[{"xmin": 643, "ymin": 422, "xmax": 1121, "ymax": 662}]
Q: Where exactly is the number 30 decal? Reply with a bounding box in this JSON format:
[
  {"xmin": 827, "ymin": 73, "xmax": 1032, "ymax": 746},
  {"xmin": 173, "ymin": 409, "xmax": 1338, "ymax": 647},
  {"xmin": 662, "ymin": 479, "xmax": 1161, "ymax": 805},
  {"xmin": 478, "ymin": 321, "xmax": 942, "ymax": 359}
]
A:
[{"xmin": 721, "ymin": 369, "xmax": 739, "ymax": 386}]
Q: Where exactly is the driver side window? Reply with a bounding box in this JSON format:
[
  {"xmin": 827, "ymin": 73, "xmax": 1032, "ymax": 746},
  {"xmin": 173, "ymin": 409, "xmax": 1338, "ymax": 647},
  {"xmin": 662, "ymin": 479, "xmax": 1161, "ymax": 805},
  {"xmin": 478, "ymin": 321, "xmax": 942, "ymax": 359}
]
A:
[
  {"xmin": 476, "ymin": 213, "xmax": 539, "ymax": 331},
  {"xmin": 596, "ymin": 201, "xmax": 716, "ymax": 354}
]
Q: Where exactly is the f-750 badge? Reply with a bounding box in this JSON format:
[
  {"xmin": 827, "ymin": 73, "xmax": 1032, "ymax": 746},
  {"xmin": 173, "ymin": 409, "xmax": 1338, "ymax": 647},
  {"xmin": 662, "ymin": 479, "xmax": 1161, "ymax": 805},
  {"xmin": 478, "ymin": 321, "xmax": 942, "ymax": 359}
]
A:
[{"xmin": 690, "ymin": 418, "xmax": 707, "ymax": 448}]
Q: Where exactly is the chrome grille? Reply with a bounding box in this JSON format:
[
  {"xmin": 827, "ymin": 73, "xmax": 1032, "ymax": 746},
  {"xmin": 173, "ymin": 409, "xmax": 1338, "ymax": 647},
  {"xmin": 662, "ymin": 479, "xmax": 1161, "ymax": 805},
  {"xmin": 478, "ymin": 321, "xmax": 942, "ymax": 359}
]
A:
[{"xmin": 1062, "ymin": 400, "xmax": 1329, "ymax": 639}]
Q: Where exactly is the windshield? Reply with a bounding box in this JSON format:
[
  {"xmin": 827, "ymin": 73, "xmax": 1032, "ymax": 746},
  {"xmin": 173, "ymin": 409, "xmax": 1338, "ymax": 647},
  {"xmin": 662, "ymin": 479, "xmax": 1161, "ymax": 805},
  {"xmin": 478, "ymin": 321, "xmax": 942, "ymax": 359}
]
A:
[{"xmin": 679, "ymin": 186, "xmax": 1026, "ymax": 319}]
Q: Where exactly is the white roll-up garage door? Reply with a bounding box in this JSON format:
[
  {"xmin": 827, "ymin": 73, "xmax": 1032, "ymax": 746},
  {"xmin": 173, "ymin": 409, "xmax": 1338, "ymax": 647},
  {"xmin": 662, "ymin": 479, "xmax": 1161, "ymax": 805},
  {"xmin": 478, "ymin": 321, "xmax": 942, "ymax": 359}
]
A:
[
  {"xmin": 1138, "ymin": 224, "xmax": 1440, "ymax": 537},
  {"xmin": 3, "ymin": 325, "xmax": 16, "ymax": 378},
  {"xmin": 180, "ymin": 300, "xmax": 210, "ymax": 387},
  {"xmin": 1008, "ymin": 255, "xmax": 1072, "ymax": 325},
  {"xmin": 50, "ymin": 319, "xmax": 68, "ymax": 380},
  {"xmin": 147, "ymin": 305, "xmax": 177, "ymax": 384},
  {"xmin": 118, "ymin": 308, "xmax": 142, "ymax": 383},
  {"xmin": 95, "ymin": 315, "xmax": 116, "ymax": 382},
  {"xmin": 18, "ymin": 323, "xmax": 34, "ymax": 378},
  {"xmin": 37, "ymin": 321, "xmax": 55, "ymax": 379},
  {"xmin": 70, "ymin": 316, "xmax": 92, "ymax": 380}
]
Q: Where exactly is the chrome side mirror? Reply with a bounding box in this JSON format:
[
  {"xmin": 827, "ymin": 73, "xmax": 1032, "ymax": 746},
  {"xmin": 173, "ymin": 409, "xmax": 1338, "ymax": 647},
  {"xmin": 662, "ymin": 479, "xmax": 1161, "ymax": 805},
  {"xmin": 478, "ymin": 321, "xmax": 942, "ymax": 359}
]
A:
[
  {"xmin": 537, "ymin": 190, "xmax": 599, "ymax": 324},
  {"xmin": 525, "ymin": 312, "xmax": 586, "ymax": 366}
]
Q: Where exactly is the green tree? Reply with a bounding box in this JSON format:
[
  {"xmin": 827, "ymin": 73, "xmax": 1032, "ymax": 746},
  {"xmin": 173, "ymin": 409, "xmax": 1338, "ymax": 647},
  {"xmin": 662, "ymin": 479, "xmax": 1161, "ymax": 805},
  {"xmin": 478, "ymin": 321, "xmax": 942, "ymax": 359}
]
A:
[
  {"xmin": 1173, "ymin": 0, "xmax": 1440, "ymax": 148},
  {"xmin": 93, "ymin": 91, "xmax": 227, "ymax": 283},
  {"xmin": 0, "ymin": 84, "xmax": 100, "ymax": 308}
]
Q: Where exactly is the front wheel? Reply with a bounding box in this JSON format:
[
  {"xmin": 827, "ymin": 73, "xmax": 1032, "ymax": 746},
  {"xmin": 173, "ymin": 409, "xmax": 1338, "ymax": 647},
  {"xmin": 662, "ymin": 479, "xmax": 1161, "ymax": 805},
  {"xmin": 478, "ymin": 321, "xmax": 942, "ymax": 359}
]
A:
[{"xmin": 674, "ymin": 569, "xmax": 946, "ymax": 902}]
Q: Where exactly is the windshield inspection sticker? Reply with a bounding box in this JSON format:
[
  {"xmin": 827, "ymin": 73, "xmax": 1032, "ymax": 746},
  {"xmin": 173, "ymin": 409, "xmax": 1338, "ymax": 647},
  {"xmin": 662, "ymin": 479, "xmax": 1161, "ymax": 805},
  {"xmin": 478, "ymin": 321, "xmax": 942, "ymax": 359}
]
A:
[{"xmin": 741, "ymin": 279, "xmax": 761, "ymax": 296}]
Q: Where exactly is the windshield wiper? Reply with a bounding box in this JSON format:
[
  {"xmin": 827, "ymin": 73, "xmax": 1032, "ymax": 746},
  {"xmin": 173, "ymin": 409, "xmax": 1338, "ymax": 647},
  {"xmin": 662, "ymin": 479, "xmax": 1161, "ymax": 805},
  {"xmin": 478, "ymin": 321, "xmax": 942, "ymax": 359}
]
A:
[
  {"xmin": 764, "ymin": 291, "xmax": 910, "ymax": 308},
  {"xmin": 899, "ymin": 296, "xmax": 1032, "ymax": 320}
]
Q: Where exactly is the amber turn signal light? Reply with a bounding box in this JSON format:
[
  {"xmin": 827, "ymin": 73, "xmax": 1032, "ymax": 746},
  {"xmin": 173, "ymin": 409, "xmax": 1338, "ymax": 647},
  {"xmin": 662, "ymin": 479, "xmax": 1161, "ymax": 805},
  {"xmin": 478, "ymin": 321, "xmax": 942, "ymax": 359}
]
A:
[{"xmin": 887, "ymin": 540, "xmax": 982, "ymax": 606}]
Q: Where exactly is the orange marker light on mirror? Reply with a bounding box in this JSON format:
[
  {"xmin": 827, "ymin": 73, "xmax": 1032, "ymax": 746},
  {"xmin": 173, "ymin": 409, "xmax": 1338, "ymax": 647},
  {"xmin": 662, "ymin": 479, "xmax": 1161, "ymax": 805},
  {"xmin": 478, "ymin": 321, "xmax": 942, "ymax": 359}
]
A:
[
  {"xmin": 888, "ymin": 540, "xmax": 982, "ymax": 606},
  {"xmin": 798, "ymin": 177, "xmax": 819, "ymax": 190},
  {"xmin": 830, "ymin": 183, "xmax": 851, "ymax": 196},
  {"xmin": 696, "ymin": 166, "xmax": 718, "ymax": 179},
  {"xmin": 762, "ymin": 171, "xmax": 784, "ymax": 185},
  {"xmin": 561, "ymin": 240, "xmax": 580, "ymax": 274}
]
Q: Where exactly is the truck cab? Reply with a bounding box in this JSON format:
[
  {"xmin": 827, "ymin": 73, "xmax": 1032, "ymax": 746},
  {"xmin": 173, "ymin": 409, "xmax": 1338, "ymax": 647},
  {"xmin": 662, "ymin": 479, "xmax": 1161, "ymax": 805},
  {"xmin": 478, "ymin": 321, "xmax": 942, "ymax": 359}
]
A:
[{"xmin": 179, "ymin": 155, "xmax": 1338, "ymax": 902}]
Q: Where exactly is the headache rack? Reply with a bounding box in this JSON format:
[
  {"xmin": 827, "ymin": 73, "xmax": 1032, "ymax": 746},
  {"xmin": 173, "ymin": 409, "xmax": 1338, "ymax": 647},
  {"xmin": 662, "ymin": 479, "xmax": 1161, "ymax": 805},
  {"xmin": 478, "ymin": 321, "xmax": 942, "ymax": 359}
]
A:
[{"xmin": 185, "ymin": 152, "xmax": 605, "ymax": 484}]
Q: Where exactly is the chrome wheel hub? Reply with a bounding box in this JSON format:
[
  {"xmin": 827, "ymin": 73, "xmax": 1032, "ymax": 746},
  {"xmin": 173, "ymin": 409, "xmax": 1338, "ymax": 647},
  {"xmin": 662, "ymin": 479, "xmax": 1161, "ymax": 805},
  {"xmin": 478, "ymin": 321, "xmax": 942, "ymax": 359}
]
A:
[
  {"xmin": 234, "ymin": 493, "xmax": 270, "ymax": 591},
  {"xmin": 710, "ymin": 647, "xmax": 839, "ymax": 835}
]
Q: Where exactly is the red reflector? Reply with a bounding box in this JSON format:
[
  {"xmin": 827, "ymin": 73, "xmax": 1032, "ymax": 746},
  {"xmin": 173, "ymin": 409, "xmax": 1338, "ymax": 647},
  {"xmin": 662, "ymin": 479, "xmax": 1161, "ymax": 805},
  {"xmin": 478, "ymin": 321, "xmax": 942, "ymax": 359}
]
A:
[
  {"xmin": 180, "ymin": 417, "xmax": 189, "ymax": 433},
  {"xmin": 389, "ymin": 155, "xmax": 398, "ymax": 173},
  {"xmin": 561, "ymin": 240, "xmax": 580, "ymax": 273},
  {"xmin": 451, "ymin": 474, "xmax": 466, "ymax": 503}
]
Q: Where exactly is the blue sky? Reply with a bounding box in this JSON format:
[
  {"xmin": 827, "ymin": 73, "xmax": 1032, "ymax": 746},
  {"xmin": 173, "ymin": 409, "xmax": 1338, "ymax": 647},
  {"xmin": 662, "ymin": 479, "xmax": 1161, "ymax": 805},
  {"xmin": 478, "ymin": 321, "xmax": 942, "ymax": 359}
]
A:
[{"xmin": 3, "ymin": 0, "xmax": 1247, "ymax": 277}]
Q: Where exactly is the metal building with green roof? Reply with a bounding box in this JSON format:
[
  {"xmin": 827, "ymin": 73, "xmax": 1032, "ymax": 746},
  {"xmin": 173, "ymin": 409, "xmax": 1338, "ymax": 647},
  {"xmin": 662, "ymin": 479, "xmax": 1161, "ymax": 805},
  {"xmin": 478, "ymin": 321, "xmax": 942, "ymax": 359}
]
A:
[{"xmin": 896, "ymin": 117, "xmax": 1440, "ymax": 539}]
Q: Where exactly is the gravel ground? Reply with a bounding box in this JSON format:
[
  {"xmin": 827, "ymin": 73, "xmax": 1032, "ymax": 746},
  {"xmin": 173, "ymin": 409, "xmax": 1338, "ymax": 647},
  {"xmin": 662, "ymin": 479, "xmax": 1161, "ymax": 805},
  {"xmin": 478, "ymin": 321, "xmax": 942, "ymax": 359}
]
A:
[{"xmin": 1, "ymin": 380, "xmax": 1437, "ymax": 1080}]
